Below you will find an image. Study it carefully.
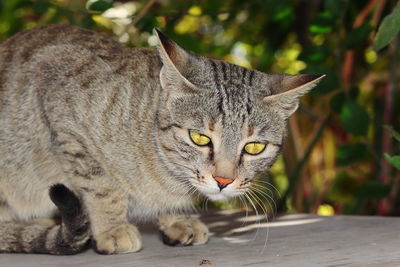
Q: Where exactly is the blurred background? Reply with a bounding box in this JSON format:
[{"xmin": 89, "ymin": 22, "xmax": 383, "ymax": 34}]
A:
[{"xmin": 1, "ymin": 0, "xmax": 399, "ymax": 217}]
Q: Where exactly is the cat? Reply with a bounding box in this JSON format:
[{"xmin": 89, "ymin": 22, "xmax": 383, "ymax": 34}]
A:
[{"xmin": 0, "ymin": 24, "xmax": 324, "ymax": 255}]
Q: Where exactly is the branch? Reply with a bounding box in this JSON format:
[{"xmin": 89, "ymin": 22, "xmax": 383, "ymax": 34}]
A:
[
  {"xmin": 120, "ymin": 0, "xmax": 156, "ymax": 37},
  {"xmin": 342, "ymin": 0, "xmax": 384, "ymax": 88}
]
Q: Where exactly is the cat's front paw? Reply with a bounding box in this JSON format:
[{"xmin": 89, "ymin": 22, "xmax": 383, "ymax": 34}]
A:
[
  {"xmin": 159, "ymin": 215, "xmax": 209, "ymax": 246},
  {"xmin": 94, "ymin": 223, "xmax": 142, "ymax": 254}
]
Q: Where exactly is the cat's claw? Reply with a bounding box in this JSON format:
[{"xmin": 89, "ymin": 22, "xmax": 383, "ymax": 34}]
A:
[
  {"xmin": 159, "ymin": 216, "xmax": 209, "ymax": 246},
  {"xmin": 94, "ymin": 223, "xmax": 142, "ymax": 254}
]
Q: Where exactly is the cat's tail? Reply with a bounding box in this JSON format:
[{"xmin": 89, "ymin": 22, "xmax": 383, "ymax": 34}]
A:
[{"xmin": 0, "ymin": 184, "xmax": 91, "ymax": 255}]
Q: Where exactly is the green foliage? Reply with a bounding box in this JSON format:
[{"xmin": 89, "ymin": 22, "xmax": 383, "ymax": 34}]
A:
[
  {"xmin": 340, "ymin": 100, "xmax": 370, "ymax": 136},
  {"xmin": 309, "ymin": 11, "xmax": 334, "ymax": 34},
  {"xmin": 385, "ymin": 154, "xmax": 400, "ymax": 170},
  {"xmin": 86, "ymin": 0, "xmax": 113, "ymax": 13},
  {"xmin": 384, "ymin": 126, "xmax": 400, "ymax": 170},
  {"xmin": 336, "ymin": 143, "xmax": 367, "ymax": 166},
  {"xmin": 330, "ymin": 88, "xmax": 359, "ymax": 113},
  {"xmin": 345, "ymin": 23, "xmax": 372, "ymax": 49},
  {"xmin": 374, "ymin": 0, "xmax": 400, "ymax": 50},
  {"xmin": 355, "ymin": 181, "xmax": 391, "ymax": 200}
]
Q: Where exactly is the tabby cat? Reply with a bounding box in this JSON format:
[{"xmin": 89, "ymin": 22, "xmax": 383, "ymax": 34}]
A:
[{"xmin": 0, "ymin": 25, "xmax": 324, "ymax": 254}]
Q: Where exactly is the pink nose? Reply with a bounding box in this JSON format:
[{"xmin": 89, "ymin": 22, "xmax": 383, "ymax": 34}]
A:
[{"xmin": 214, "ymin": 176, "xmax": 234, "ymax": 190}]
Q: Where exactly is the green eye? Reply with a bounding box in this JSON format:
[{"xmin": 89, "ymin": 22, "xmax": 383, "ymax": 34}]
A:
[
  {"xmin": 244, "ymin": 142, "xmax": 266, "ymax": 155},
  {"xmin": 189, "ymin": 130, "xmax": 211, "ymax": 146}
]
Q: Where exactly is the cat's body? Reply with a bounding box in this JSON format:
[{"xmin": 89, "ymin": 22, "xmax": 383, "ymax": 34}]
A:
[
  {"xmin": 0, "ymin": 24, "xmax": 189, "ymax": 223},
  {"xmin": 0, "ymin": 25, "xmax": 323, "ymax": 254}
]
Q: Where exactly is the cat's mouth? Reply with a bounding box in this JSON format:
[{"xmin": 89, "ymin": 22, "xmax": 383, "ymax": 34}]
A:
[{"xmin": 191, "ymin": 180, "xmax": 244, "ymax": 201}]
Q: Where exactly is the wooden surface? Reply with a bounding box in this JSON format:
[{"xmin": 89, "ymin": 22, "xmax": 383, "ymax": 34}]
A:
[{"xmin": 1, "ymin": 211, "xmax": 400, "ymax": 266}]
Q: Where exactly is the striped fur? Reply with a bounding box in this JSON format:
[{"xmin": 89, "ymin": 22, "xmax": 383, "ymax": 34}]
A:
[{"xmin": 0, "ymin": 25, "xmax": 323, "ymax": 254}]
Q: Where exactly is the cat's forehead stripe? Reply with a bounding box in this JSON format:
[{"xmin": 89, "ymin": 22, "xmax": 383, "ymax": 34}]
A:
[
  {"xmin": 209, "ymin": 60, "xmax": 254, "ymax": 124},
  {"xmin": 247, "ymin": 124, "xmax": 254, "ymax": 137},
  {"xmin": 208, "ymin": 121, "xmax": 215, "ymax": 132}
]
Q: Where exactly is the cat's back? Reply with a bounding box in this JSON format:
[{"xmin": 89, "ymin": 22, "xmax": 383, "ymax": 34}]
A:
[
  {"xmin": 0, "ymin": 24, "xmax": 159, "ymax": 69},
  {"xmin": 0, "ymin": 24, "xmax": 162, "ymax": 114}
]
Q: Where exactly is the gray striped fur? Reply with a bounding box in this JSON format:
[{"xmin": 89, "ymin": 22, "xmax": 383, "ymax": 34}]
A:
[{"xmin": 0, "ymin": 25, "xmax": 323, "ymax": 254}]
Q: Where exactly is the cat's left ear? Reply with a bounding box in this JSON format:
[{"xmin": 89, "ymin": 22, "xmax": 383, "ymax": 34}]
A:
[
  {"xmin": 263, "ymin": 74, "xmax": 325, "ymax": 117},
  {"xmin": 153, "ymin": 29, "xmax": 199, "ymax": 95}
]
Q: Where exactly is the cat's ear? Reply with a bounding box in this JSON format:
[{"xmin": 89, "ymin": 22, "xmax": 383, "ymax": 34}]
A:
[
  {"xmin": 263, "ymin": 74, "xmax": 325, "ymax": 117},
  {"xmin": 153, "ymin": 29, "xmax": 198, "ymax": 95}
]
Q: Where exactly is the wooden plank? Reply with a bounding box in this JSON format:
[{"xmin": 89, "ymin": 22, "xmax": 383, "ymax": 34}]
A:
[{"xmin": 1, "ymin": 212, "xmax": 400, "ymax": 266}]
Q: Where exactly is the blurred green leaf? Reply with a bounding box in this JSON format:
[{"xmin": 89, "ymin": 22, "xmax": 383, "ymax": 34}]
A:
[
  {"xmin": 203, "ymin": 0, "xmax": 223, "ymax": 20},
  {"xmin": 86, "ymin": 0, "xmax": 113, "ymax": 13},
  {"xmin": 273, "ymin": 6, "xmax": 293, "ymax": 21},
  {"xmin": 299, "ymin": 46, "xmax": 328, "ymax": 63},
  {"xmin": 32, "ymin": 0, "xmax": 51, "ymax": 15},
  {"xmin": 309, "ymin": 24, "xmax": 332, "ymax": 34},
  {"xmin": 356, "ymin": 181, "xmax": 391, "ymax": 200},
  {"xmin": 324, "ymin": 0, "xmax": 342, "ymax": 17},
  {"xmin": 261, "ymin": 0, "xmax": 294, "ymax": 22},
  {"xmin": 336, "ymin": 143, "xmax": 367, "ymax": 166},
  {"xmin": 374, "ymin": 0, "xmax": 400, "ymax": 51},
  {"xmin": 385, "ymin": 154, "xmax": 400, "ymax": 170},
  {"xmin": 345, "ymin": 23, "xmax": 372, "ymax": 49},
  {"xmin": 136, "ymin": 13, "xmax": 157, "ymax": 33},
  {"xmin": 340, "ymin": 100, "xmax": 369, "ymax": 135},
  {"xmin": 330, "ymin": 87, "xmax": 359, "ymax": 113},
  {"xmin": 309, "ymin": 11, "xmax": 334, "ymax": 34}
]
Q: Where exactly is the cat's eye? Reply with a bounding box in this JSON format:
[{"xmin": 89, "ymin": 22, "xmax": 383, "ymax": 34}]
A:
[
  {"xmin": 189, "ymin": 130, "xmax": 211, "ymax": 146},
  {"xmin": 244, "ymin": 142, "xmax": 266, "ymax": 155}
]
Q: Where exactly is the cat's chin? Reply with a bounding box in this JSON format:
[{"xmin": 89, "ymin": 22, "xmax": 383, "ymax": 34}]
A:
[{"xmin": 205, "ymin": 193, "xmax": 230, "ymax": 201}]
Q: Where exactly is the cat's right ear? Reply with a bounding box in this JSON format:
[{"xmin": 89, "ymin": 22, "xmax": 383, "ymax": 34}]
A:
[{"xmin": 153, "ymin": 29, "xmax": 198, "ymax": 95}]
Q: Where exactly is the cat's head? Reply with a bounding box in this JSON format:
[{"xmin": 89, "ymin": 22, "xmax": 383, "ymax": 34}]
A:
[{"xmin": 154, "ymin": 29, "xmax": 324, "ymax": 201}]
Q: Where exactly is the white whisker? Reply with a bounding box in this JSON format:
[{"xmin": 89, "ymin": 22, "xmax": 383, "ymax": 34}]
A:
[
  {"xmin": 247, "ymin": 190, "xmax": 269, "ymax": 253},
  {"xmin": 243, "ymin": 192, "xmax": 261, "ymax": 243},
  {"xmin": 252, "ymin": 180, "xmax": 281, "ymax": 198},
  {"xmin": 238, "ymin": 195, "xmax": 249, "ymax": 227},
  {"xmin": 249, "ymin": 186, "xmax": 277, "ymax": 216}
]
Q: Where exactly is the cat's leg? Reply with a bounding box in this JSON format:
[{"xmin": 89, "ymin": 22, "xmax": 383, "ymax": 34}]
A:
[
  {"xmin": 158, "ymin": 214, "xmax": 209, "ymax": 246},
  {"xmin": 57, "ymin": 139, "xmax": 141, "ymax": 254},
  {"xmin": 82, "ymin": 182, "xmax": 141, "ymax": 254}
]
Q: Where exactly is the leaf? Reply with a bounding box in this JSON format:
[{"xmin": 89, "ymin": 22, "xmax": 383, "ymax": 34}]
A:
[
  {"xmin": 384, "ymin": 125, "xmax": 400, "ymax": 142},
  {"xmin": 299, "ymin": 46, "xmax": 328, "ymax": 63},
  {"xmin": 374, "ymin": 1, "xmax": 400, "ymax": 51},
  {"xmin": 273, "ymin": 6, "xmax": 293, "ymax": 21},
  {"xmin": 86, "ymin": 0, "xmax": 113, "ymax": 13},
  {"xmin": 336, "ymin": 143, "xmax": 367, "ymax": 166},
  {"xmin": 324, "ymin": 0, "xmax": 342, "ymax": 17},
  {"xmin": 340, "ymin": 100, "xmax": 369, "ymax": 136},
  {"xmin": 345, "ymin": 23, "xmax": 372, "ymax": 49},
  {"xmin": 203, "ymin": 0, "xmax": 223, "ymax": 20},
  {"xmin": 385, "ymin": 154, "xmax": 400, "ymax": 170},
  {"xmin": 330, "ymin": 87, "xmax": 359, "ymax": 113},
  {"xmin": 309, "ymin": 11, "xmax": 334, "ymax": 34},
  {"xmin": 356, "ymin": 181, "xmax": 391, "ymax": 200}
]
